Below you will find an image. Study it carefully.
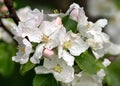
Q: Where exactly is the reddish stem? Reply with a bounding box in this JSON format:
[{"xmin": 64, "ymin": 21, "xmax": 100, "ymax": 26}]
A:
[{"xmin": 4, "ymin": 0, "xmax": 20, "ymax": 25}]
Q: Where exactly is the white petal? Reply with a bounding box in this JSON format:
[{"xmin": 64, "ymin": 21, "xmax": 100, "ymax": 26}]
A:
[
  {"xmin": 62, "ymin": 50, "xmax": 74, "ymax": 66},
  {"xmin": 69, "ymin": 38, "xmax": 89, "ymax": 56},
  {"xmin": 12, "ymin": 52, "xmax": 29, "ymax": 64},
  {"xmin": 43, "ymin": 56, "xmax": 58, "ymax": 69},
  {"xmin": 39, "ymin": 20, "xmax": 61, "ymax": 37},
  {"xmin": 26, "ymin": 9, "xmax": 44, "ymax": 27},
  {"xmin": 58, "ymin": 46, "xmax": 63, "ymax": 59},
  {"xmin": 102, "ymin": 59, "xmax": 111, "ymax": 67},
  {"xmin": 35, "ymin": 66, "xmax": 51, "ymax": 74},
  {"xmin": 17, "ymin": 6, "xmax": 31, "ymax": 22},
  {"xmin": 30, "ymin": 44, "xmax": 44, "ymax": 64},
  {"xmin": 95, "ymin": 19, "xmax": 108, "ymax": 28}
]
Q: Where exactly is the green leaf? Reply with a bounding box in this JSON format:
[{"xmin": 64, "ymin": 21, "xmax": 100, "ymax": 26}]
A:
[
  {"xmin": 105, "ymin": 56, "xmax": 120, "ymax": 86},
  {"xmin": 20, "ymin": 61, "xmax": 35, "ymax": 75},
  {"xmin": 75, "ymin": 48, "xmax": 101, "ymax": 74},
  {"xmin": 0, "ymin": 41, "xmax": 16, "ymax": 77},
  {"xmin": 113, "ymin": 0, "xmax": 120, "ymax": 10},
  {"xmin": 62, "ymin": 15, "xmax": 77, "ymax": 32},
  {"xmin": 33, "ymin": 74, "xmax": 58, "ymax": 86}
]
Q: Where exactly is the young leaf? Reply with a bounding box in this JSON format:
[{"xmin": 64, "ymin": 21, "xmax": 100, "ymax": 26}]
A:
[
  {"xmin": 62, "ymin": 15, "xmax": 77, "ymax": 32},
  {"xmin": 33, "ymin": 74, "xmax": 58, "ymax": 86},
  {"xmin": 75, "ymin": 48, "xmax": 101, "ymax": 74},
  {"xmin": 20, "ymin": 61, "xmax": 35, "ymax": 75}
]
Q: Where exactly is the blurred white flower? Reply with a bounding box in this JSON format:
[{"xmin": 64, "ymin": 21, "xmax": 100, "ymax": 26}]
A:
[
  {"xmin": 0, "ymin": 27, "xmax": 13, "ymax": 43},
  {"xmin": 87, "ymin": 0, "xmax": 117, "ymax": 17},
  {"xmin": 78, "ymin": 17, "xmax": 109, "ymax": 58},
  {"xmin": 12, "ymin": 36, "xmax": 32, "ymax": 64},
  {"xmin": 107, "ymin": 42, "xmax": 120, "ymax": 55},
  {"xmin": 71, "ymin": 72, "xmax": 103, "ymax": 86},
  {"xmin": 35, "ymin": 56, "xmax": 74, "ymax": 83}
]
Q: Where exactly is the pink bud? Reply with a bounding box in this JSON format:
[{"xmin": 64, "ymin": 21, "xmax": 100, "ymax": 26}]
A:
[
  {"xmin": 0, "ymin": 0, "xmax": 3, "ymax": 2},
  {"xmin": 0, "ymin": 6, "xmax": 8, "ymax": 12},
  {"xmin": 55, "ymin": 17, "xmax": 62, "ymax": 25},
  {"xmin": 43, "ymin": 48, "xmax": 54, "ymax": 58},
  {"xmin": 70, "ymin": 8, "xmax": 79, "ymax": 21}
]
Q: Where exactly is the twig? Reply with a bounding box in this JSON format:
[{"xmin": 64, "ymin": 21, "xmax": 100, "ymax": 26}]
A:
[
  {"xmin": 4, "ymin": 0, "xmax": 20, "ymax": 25},
  {"xmin": 0, "ymin": 19, "xmax": 14, "ymax": 37}
]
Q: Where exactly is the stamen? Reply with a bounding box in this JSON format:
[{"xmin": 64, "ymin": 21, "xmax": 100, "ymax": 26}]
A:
[
  {"xmin": 63, "ymin": 40, "xmax": 71, "ymax": 49},
  {"xmin": 53, "ymin": 64, "xmax": 62, "ymax": 73},
  {"xmin": 42, "ymin": 34, "xmax": 49, "ymax": 43}
]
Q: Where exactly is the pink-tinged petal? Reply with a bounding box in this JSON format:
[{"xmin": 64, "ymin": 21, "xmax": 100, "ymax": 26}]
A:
[{"xmin": 55, "ymin": 17, "xmax": 62, "ymax": 25}]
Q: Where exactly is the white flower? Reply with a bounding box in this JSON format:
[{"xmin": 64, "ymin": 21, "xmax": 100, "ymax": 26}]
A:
[
  {"xmin": 58, "ymin": 31, "xmax": 88, "ymax": 66},
  {"xmin": 30, "ymin": 17, "xmax": 63, "ymax": 64},
  {"xmin": 35, "ymin": 56, "xmax": 74, "ymax": 83},
  {"xmin": 12, "ymin": 9, "xmax": 44, "ymax": 43},
  {"xmin": 12, "ymin": 36, "xmax": 32, "ymax": 64},
  {"xmin": 77, "ymin": 18, "xmax": 110, "ymax": 58},
  {"xmin": 64, "ymin": 3, "xmax": 110, "ymax": 59}
]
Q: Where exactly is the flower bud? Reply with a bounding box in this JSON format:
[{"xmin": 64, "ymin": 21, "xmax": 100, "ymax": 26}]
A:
[
  {"xmin": 55, "ymin": 17, "xmax": 62, "ymax": 25},
  {"xmin": 43, "ymin": 48, "xmax": 54, "ymax": 58},
  {"xmin": 70, "ymin": 8, "xmax": 79, "ymax": 21}
]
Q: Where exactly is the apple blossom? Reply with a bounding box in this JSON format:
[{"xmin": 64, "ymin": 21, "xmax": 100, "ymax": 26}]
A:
[
  {"xmin": 58, "ymin": 31, "xmax": 88, "ymax": 66},
  {"xmin": 12, "ymin": 36, "xmax": 32, "ymax": 64},
  {"xmin": 35, "ymin": 55, "xmax": 74, "ymax": 83}
]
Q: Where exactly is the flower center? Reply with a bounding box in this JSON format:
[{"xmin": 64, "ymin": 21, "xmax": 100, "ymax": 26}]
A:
[
  {"xmin": 42, "ymin": 34, "xmax": 49, "ymax": 43},
  {"xmin": 63, "ymin": 40, "xmax": 71, "ymax": 49},
  {"xmin": 53, "ymin": 64, "xmax": 62, "ymax": 73},
  {"xmin": 87, "ymin": 22, "xmax": 91, "ymax": 28},
  {"xmin": 19, "ymin": 47, "xmax": 25, "ymax": 52}
]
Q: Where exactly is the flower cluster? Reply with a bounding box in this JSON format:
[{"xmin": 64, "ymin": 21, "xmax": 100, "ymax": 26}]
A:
[{"xmin": 11, "ymin": 3, "xmax": 111, "ymax": 85}]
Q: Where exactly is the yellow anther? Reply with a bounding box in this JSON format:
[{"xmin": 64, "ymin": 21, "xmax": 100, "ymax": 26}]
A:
[
  {"xmin": 87, "ymin": 22, "xmax": 91, "ymax": 28},
  {"xmin": 63, "ymin": 40, "xmax": 71, "ymax": 49},
  {"xmin": 42, "ymin": 34, "xmax": 49, "ymax": 43},
  {"xmin": 19, "ymin": 47, "xmax": 25, "ymax": 52},
  {"xmin": 54, "ymin": 9, "xmax": 60, "ymax": 14},
  {"xmin": 53, "ymin": 64, "xmax": 62, "ymax": 73}
]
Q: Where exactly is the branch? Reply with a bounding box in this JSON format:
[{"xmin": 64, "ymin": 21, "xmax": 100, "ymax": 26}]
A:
[
  {"xmin": 4, "ymin": 0, "xmax": 20, "ymax": 25},
  {"xmin": 0, "ymin": 19, "xmax": 14, "ymax": 37}
]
